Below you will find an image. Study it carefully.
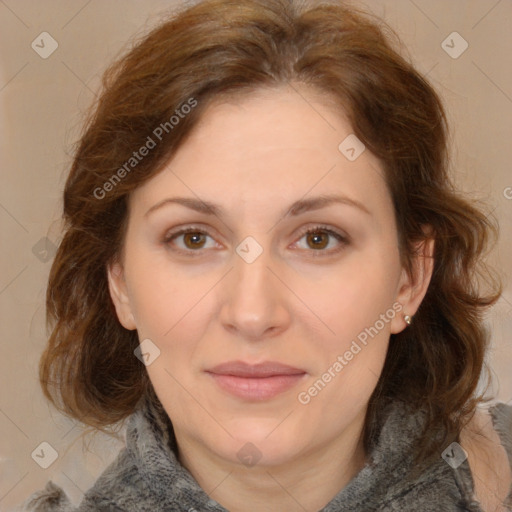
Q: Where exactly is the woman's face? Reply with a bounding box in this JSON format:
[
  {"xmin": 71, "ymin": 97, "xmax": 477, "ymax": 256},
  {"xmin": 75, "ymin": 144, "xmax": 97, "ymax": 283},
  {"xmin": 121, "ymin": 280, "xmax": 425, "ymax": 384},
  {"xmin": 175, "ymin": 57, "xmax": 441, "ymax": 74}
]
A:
[{"xmin": 109, "ymin": 86, "xmax": 418, "ymax": 468}]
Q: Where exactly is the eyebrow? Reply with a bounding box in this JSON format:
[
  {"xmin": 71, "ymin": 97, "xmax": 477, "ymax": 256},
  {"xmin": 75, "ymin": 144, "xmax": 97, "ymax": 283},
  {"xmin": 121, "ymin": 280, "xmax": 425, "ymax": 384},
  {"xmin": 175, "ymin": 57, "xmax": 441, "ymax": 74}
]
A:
[{"xmin": 144, "ymin": 193, "xmax": 372, "ymax": 219}]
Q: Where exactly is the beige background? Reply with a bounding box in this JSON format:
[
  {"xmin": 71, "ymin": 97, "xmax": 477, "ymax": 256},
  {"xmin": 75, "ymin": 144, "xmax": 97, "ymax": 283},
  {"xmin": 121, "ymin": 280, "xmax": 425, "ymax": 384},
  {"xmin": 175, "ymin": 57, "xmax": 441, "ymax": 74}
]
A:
[{"xmin": 0, "ymin": 1, "xmax": 511, "ymax": 510}]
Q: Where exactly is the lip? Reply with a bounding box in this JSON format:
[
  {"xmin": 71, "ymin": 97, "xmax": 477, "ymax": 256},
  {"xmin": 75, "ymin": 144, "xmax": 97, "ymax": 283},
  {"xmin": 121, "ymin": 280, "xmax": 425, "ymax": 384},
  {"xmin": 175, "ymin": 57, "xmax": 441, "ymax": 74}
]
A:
[{"xmin": 205, "ymin": 360, "xmax": 307, "ymax": 401}]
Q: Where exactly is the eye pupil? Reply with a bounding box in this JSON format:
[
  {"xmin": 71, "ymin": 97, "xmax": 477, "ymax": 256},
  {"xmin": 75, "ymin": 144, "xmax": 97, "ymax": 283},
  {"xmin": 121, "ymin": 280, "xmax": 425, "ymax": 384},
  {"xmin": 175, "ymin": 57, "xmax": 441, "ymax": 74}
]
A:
[
  {"xmin": 184, "ymin": 232, "xmax": 206, "ymax": 249},
  {"xmin": 307, "ymin": 231, "xmax": 328, "ymax": 250}
]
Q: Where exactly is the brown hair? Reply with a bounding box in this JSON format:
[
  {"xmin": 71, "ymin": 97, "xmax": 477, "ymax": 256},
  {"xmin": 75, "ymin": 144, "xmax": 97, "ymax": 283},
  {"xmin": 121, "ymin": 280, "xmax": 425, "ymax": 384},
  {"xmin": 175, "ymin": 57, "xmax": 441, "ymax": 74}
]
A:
[{"xmin": 40, "ymin": 0, "xmax": 502, "ymax": 467}]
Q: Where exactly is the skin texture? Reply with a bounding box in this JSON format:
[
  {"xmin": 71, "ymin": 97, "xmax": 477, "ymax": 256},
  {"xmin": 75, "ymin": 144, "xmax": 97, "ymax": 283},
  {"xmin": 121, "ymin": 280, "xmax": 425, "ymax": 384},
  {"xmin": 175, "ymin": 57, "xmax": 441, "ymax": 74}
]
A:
[{"xmin": 108, "ymin": 85, "xmax": 434, "ymax": 512}]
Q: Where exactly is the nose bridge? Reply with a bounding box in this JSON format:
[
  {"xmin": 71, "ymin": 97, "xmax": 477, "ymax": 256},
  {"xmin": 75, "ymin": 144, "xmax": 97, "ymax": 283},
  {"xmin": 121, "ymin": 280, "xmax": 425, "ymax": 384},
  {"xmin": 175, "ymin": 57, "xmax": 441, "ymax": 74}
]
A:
[
  {"xmin": 231, "ymin": 242, "xmax": 274, "ymax": 309},
  {"xmin": 219, "ymin": 239, "xmax": 289, "ymax": 339}
]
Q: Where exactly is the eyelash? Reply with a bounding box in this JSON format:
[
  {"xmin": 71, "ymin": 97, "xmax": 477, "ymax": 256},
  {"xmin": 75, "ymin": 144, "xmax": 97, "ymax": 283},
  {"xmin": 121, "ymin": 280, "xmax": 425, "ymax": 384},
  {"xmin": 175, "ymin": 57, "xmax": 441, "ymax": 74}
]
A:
[{"xmin": 162, "ymin": 224, "xmax": 349, "ymax": 258}]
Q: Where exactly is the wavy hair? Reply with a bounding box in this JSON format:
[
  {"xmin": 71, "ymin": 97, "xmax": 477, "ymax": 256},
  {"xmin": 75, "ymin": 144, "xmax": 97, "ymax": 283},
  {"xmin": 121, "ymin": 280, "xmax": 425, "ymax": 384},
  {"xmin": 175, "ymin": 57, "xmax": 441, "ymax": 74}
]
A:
[{"xmin": 40, "ymin": 0, "xmax": 502, "ymax": 467}]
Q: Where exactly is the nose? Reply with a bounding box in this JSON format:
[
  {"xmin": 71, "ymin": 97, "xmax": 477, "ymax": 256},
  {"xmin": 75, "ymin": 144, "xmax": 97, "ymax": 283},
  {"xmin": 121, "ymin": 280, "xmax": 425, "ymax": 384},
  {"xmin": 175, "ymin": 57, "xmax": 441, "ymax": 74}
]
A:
[{"xmin": 218, "ymin": 246, "xmax": 291, "ymax": 341}]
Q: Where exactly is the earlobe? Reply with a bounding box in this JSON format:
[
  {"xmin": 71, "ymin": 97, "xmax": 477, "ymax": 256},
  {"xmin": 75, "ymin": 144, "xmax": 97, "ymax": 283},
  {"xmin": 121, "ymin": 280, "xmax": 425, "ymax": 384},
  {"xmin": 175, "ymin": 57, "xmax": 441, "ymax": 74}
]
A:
[
  {"xmin": 107, "ymin": 262, "xmax": 137, "ymax": 330},
  {"xmin": 390, "ymin": 229, "xmax": 435, "ymax": 334}
]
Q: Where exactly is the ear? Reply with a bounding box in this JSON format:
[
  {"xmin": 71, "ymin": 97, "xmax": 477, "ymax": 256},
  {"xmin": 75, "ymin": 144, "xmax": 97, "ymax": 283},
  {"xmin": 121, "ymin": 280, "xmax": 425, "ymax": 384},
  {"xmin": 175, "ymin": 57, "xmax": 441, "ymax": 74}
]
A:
[
  {"xmin": 390, "ymin": 225, "xmax": 435, "ymax": 334},
  {"xmin": 107, "ymin": 261, "xmax": 137, "ymax": 330}
]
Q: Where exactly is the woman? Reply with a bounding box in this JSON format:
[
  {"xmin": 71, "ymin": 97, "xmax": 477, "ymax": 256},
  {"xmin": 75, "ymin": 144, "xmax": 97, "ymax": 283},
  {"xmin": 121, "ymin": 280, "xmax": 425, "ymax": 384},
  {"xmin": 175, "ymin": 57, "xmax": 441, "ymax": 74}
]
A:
[{"xmin": 24, "ymin": 0, "xmax": 512, "ymax": 510}]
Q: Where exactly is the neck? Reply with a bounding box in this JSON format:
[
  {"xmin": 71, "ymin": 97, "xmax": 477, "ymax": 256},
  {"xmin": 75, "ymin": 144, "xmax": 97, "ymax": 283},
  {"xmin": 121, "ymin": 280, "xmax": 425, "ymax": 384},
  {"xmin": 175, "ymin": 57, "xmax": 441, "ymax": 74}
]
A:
[{"xmin": 175, "ymin": 411, "xmax": 367, "ymax": 512}]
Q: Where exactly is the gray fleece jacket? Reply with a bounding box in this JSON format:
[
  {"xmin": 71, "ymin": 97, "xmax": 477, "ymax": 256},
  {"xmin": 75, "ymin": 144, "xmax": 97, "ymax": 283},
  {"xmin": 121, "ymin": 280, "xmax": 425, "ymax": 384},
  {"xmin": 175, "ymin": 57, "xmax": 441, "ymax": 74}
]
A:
[{"xmin": 23, "ymin": 396, "xmax": 512, "ymax": 511}]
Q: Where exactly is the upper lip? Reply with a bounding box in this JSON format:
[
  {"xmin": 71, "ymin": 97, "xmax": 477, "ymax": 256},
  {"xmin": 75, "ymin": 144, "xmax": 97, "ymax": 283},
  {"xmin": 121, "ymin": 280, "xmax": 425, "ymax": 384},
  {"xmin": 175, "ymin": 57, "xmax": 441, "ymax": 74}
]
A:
[{"xmin": 206, "ymin": 360, "xmax": 306, "ymax": 378}]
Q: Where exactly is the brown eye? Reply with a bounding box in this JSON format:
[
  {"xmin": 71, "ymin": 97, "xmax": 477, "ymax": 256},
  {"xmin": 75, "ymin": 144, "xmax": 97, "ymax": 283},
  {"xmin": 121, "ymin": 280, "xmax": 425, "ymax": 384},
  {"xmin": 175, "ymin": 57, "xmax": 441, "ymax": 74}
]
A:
[
  {"xmin": 306, "ymin": 231, "xmax": 329, "ymax": 250},
  {"xmin": 183, "ymin": 232, "xmax": 207, "ymax": 249},
  {"xmin": 293, "ymin": 225, "xmax": 349, "ymax": 256},
  {"xmin": 163, "ymin": 228, "xmax": 217, "ymax": 254}
]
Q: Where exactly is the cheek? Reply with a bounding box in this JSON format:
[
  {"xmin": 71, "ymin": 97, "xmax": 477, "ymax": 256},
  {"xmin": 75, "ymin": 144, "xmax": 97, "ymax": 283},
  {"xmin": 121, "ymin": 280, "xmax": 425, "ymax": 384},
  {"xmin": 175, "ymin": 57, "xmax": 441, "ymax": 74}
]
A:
[
  {"xmin": 124, "ymin": 247, "xmax": 215, "ymax": 339},
  {"xmin": 291, "ymin": 246, "xmax": 399, "ymax": 409},
  {"xmin": 128, "ymin": 262, "xmax": 215, "ymax": 410},
  {"xmin": 125, "ymin": 260, "xmax": 222, "ymax": 414},
  {"xmin": 295, "ymin": 247, "xmax": 401, "ymax": 349},
  {"xmin": 296, "ymin": 277, "xmax": 394, "ymax": 423}
]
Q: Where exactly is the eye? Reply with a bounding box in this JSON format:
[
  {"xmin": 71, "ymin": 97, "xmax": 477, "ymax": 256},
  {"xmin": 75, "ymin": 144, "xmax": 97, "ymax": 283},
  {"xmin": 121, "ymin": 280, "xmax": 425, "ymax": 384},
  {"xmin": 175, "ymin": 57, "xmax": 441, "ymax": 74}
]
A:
[
  {"xmin": 293, "ymin": 225, "xmax": 349, "ymax": 255},
  {"xmin": 162, "ymin": 224, "xmax": 349, "ymax": 258},
  {"xmin": 163, "ymin": 227, "xmax": 218, "ymax": 254}
]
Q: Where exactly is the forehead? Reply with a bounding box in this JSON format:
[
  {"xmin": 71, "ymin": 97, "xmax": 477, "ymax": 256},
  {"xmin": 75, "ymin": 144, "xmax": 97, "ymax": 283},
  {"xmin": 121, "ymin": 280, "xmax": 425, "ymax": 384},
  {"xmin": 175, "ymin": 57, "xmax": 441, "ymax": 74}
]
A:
[
  {"xmin": 129, "ymin": 85, "xmax": 391, "ymax": 221},
  {"xmin": 179, "ymin": 86, "xmax": 351, "ymax": 164}
]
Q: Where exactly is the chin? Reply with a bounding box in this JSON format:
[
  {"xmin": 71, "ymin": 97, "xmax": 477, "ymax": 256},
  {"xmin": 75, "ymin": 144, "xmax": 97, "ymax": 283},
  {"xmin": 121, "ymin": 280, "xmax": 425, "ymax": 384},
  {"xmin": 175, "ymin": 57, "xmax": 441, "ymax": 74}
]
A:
[{"xmin": 209, "ymin": 419, "xmax": 307, "ymax": 468}]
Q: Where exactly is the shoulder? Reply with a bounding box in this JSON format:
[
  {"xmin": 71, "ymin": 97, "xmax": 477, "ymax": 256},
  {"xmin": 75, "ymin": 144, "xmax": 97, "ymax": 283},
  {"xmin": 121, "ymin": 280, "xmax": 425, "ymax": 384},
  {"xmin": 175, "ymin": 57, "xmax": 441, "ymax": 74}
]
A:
[
  {"xmin": 22, "ymin": 448, "xmax": 135, "ymax": 512},
  {"xmin": 459, "ymin": 403, "xmax": 512, "ymax": 512},
  {"xmin": 22, "ymin": 481, "xmax": 76, "ymax": 512}
]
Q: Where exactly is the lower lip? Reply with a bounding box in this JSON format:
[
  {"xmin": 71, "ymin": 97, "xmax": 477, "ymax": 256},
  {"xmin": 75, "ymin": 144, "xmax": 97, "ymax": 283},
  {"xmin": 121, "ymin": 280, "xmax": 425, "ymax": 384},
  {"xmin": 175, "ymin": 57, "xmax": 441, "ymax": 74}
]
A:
[{"xmin": 207, "ymin": 373, "xmax": 306, "ymax": 400}]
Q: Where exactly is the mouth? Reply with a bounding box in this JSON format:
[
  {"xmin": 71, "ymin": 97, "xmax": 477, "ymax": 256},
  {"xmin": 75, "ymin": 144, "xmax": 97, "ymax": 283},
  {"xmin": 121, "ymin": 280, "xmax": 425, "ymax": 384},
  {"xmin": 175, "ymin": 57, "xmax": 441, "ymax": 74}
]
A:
[{"xmin": 205, "ymin": 360, "xmax": 307, "ymax": 401}]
